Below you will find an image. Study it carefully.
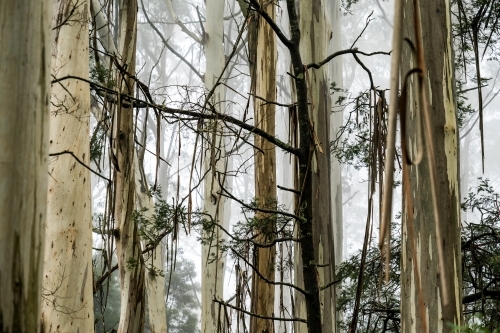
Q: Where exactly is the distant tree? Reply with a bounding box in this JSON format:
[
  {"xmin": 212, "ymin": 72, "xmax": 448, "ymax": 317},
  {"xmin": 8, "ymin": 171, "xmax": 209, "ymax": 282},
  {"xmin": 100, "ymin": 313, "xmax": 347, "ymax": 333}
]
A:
[{"xmin": 165, "ymin": 254, "xmax": 201, "ymax": 333}]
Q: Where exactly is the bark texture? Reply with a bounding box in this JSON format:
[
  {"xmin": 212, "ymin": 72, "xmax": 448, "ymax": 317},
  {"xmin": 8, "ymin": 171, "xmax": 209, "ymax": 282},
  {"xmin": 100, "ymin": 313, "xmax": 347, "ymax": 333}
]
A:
[
  {"xmin": 0, "ymin": 2, "xmax": 51, "ymax": 332},
  {"xmin": 201, "ymin": 0, "xmax": 227, "ymax": 332},
  {"xmin": 248, "ymin": 1, "xmax": 277, "ymax": 332},
  {"xmin": 135, "ymin": 155, "xmax": 168, "ymax": 333},
  {"xmin": 401, "ymin": 0, "xmax": 462, "ymax": 331},
  {"xmin": 295, "ymin": 0, "xmax": 336, "ymax": 332},
  {"xmin": 40, "ymin": 1, "xmax": 95, "ymax": 331},
  {"xmin": 114, "ymin": 1, "xmax": 146, "ymax": 332}
]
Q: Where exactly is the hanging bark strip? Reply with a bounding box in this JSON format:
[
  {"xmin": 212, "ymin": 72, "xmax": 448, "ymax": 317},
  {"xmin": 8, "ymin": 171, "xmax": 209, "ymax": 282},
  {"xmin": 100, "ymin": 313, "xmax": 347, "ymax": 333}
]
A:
[
  {"xmin": 380, "ymin": 0, "xmax": 404, "ymax": 276},
  {"xmin": 381, "ymin": 0, "xmax": 449, "ymax": 305},
  {"xmin": 411, "ymin": 0, "xmax": 450, "ymax": 305},
  {"xmin": 399, "ymin": 69, "xmax": 429, "ymax": 333}
]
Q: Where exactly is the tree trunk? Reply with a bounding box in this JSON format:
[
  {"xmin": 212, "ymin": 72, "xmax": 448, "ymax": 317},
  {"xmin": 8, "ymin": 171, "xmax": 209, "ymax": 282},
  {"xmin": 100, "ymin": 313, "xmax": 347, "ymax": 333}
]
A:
[
  {"xmin": 295, "ymin": 0, "xmax": 336, "ymax": 332},
  {"xmin": 40, "ymin": 1, "xmax": 94, "ymax": 331},
  {"xmin": 135, "ymin": 155, "xmax": 168, "ymax": 333},
  {"xmin": 201, "ymin": 0, "xmax": 227, "ymax": 332},
  {"xmin": 114, "ymin": 1, "xmax": 146, "ymax": 332},
  {"xmin": 326, "ymin": 0, "xmax": 343, "ymax": 330},
  {"xmin": 401, "ymin": 0, "xmax": 462, "ymax": 331},
  {"xmin": 248, "ymin": 1, "xmax": 277, "ymax": 332},
  {"xmin": 0, "ymin": 2, "xmax": 51, "ymax": 332}
]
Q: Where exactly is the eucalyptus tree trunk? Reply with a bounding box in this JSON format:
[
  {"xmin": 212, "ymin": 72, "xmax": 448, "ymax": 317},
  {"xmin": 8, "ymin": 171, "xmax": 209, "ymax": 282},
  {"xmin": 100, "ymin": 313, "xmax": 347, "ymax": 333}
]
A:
[
  {"xmin": 40, "ymin": 1, "xmax": 94, "ymax": 331},
  {"xmin": 248, "ymin": 1, "xmax": 277, "ymax": 332},
  {"xmin": 135, "ymin": 154, "xmax": 167, "ymax": 333},
  {"xmin": 201, "ymin": 0, "xmax": 227, "ymax": 332},
  {"xmin": 327, "ymin": 0, "xmax": 343, "ymax": 330},
  {"xmin": 294, "ymin": 0, "xmax": 336, "ymax": 332},
  {"xmin": 0, "ymin": 2, "xmax": 51, "ymax": 332},
  {"xmin": 326, "ymin": 0, "xmax": 344, "ymax": 272},
  {"xmin": 401, "ymin": 0, "xmax": 462, "ymax": 331},
  {"xmin": 114, "ymin": 1, "xmax": 145, "ymax": 332}
]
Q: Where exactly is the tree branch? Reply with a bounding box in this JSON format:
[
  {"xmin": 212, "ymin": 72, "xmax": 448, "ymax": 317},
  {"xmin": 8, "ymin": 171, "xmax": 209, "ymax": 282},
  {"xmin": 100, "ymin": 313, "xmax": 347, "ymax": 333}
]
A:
[
  {"xmin": 213, "ymin": 298, "xmax": 307, "ymax": 323},
  {"xmin": 49, "ymin": 150, "xmax": 111, "ymax": 183},
  {"xmin": 306, "ymin": 49, "xmax": 390, "ymax": 70}
]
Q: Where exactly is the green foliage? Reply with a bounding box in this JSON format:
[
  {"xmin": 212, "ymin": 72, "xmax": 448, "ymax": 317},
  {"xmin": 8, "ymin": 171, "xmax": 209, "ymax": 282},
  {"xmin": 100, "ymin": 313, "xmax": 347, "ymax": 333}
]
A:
[
  {"xmin": 461, "ymin": 178, "xmax": 500, "ymax": 331},
  {"xmin": 450, "ymin": 316, "xmax": 500, "ymax": 333},
  {"xmin": 90, "ymin": 61, "xmax": 116, "ymax": 88},
  {"xmin": 331, "ymin": 90, "xmax": 387, "ymax": 170},
  {"xmin": 338, "ymin": 179, "xmax": 500, "ymax": 331},
  {"xmin": 90, "ymin": 123, "xmax": 106, "ymax": 164},
  {"xmin": 337, "ymin": 223, "xmax": 401, "ymax": 332}
]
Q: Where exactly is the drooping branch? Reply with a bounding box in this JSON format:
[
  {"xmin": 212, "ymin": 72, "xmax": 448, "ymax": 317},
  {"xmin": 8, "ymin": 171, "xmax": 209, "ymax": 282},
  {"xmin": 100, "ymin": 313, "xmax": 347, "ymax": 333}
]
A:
[{"xmin": 51, "ymin": 75, "xmax": 300, "ymax": 155}]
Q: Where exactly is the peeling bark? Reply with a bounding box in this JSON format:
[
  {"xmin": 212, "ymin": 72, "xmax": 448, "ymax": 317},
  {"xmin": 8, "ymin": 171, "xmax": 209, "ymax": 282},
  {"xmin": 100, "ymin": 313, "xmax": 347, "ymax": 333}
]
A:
[
  {"xmin": 294, "ymin": 0, "xmax": 336, "ymax": 332},
  {"xmin": 114, "ymin": 1, "xmax": 146, "ymax": 332},
  {"xmin": 40, "ymin": 1, "xmax": 95, "ymax": 331},
  {"xmin": 401, "ymin": 0, "xmax": 462, "ymax": 331},
  {"xmin": 248, "ymin": 1, "xmax": 277, "ymax": 332}
]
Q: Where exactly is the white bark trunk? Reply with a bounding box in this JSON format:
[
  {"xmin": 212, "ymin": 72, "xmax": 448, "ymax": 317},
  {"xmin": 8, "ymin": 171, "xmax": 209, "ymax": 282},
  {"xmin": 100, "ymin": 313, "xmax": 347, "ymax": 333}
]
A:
[
  {"xmin": 0, "ymin": 2, "xmax": 51, "ymax": 332},
  {"xmin": 201, "ymin": 0, "xmax": 227, "ymax": 331},
  {"xmin": 297, "ymin": 1, "xmax": 335, "ymax": 332},
  {"xmin": 114, "ymin": 1, "xmax": 145, "ymax": 332},
  {"xmin": 40, "ymin": 1, "xmax": 95, "ymax": 331},
  {"xmin": 135, "ymin": 155, "xmax": 168, "ymax": 333},
  {"xmin": 327, "ymin": 1, "xmax": 343, "ymax": 331}
]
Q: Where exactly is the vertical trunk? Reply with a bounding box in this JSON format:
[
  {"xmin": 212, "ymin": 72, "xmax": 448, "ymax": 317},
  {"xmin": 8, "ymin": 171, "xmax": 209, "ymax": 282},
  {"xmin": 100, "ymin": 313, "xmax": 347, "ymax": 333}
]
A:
[
  {"xmin": 135, "ymin": 155, "xmax": 168, "ymax": 333},
  {"xmin": 114, "ymin": 1, "xmax": 145, "ymax": 332},
  {"xmin": 41, "ymin": 1, "xmax": 94, "ymax": 331},
  {"xmin": 201, "ymin": 0, "xmax": 226, "ymax": 331},
  {"xmin": 297, "ymin": 0, "xmax": 336, "ymax": 332},
  {"xmin": 401, "ymin": 0, "xmax": 462, "ymax": 331},
  {"xmin": 248, "ymin": 1, "xmax": 277, "ymax": 332},
  {"xmin": 0, "ymin": 2, "xmax": 51, "ymax": 332},
  {"xmin": 326, "ymin": 0, "xmax": 343, "ymax": 330}
]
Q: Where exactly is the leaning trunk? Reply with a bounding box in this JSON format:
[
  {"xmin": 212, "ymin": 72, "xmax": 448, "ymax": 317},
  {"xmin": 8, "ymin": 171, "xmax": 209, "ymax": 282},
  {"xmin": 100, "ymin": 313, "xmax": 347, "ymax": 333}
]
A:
[
  {"xmin": 401, "ymin": 0, "xmax": 462, "ymax": 331},
  {"xmin": 0, "ymin": 2, "xmax": 51, "ymax": 332},
  {"xmin": 41, "ymin": 1, "xmax": 95, "ymax": 331},
  {"xmin": 114, "ymin": 0, "xmax": 146, "ymax": 332}
]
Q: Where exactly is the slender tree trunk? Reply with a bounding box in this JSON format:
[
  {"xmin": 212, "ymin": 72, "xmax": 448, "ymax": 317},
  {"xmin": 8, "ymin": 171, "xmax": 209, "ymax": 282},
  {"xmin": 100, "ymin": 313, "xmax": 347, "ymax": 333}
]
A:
[
  {"xmin": 401, "ymin": 0, "xmax": 462, "ymax": 331},
  {"xmin": 114, "ymin": 1, "xmax": 146, "ymax": 332},
  {"xmin": 295, "ymin": 0, "xmax": 336, "ymax": 332},
  {"xmin": 201, "ymin": 0, "xmax": 227, "ymax": 331},
  {"xmin": 248, "ymin": 1, "xmax": 277, "ymax": 332},
  {"xmin": 135, "ymin": 154, "xmax": 168, "ymax": 333},
  {"xmin": 0, "ymin": 2, "xmax": 51, "ymax": 332},
  {"xmin": 40, "ymin": 1, "xmax": 94, "ymax": 331},
  {"xmin": 327, "ymin": 0, "xmax": 343, "ymax": 330}
]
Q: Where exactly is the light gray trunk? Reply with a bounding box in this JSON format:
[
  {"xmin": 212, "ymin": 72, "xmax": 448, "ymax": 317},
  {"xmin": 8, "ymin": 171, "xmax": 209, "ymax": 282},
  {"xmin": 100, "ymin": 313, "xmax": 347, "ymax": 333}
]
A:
[
  {"xmin": 114, "ymin": 1, "xmax": 146, "ymax": 332},
  {"xmin": 201, "ymin": 0, "xmax": 227, "ymax": 332},
  {"xmin": 41, "ymin": 1, "xmax": 95, "ymax": 331}
]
